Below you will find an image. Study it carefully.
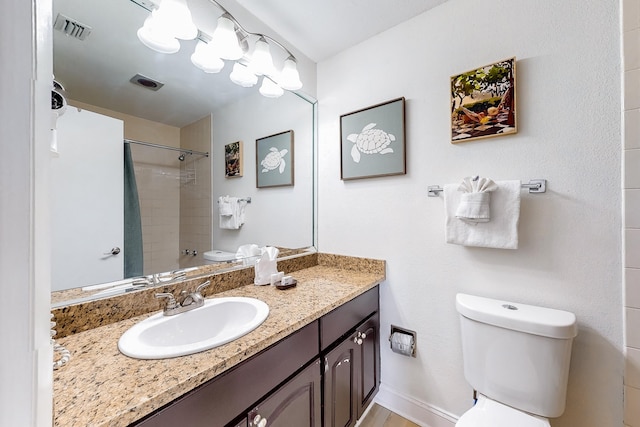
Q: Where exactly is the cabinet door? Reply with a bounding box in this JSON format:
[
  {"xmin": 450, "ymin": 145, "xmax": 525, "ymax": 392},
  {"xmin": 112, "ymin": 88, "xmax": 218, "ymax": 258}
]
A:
[
  {"xmin": 356, "ymin": 313, "xmax": 379, "ymax": 418},
  {"xmin": 323, "ymin": 333, "xmax": 359, "ymax": 427},
  {"xmin": 323, "ymin": 313, "xmax": 380, "ymax": 427},
  {"xmin": 248, "ymin": 359, "xmax": 322, "ymax": 427}
]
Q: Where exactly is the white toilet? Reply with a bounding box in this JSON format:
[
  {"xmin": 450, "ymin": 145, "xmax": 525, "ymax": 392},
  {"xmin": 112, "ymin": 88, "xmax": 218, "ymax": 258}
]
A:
[
  {"xmin": 203, "ymin": 249, "xmax": 236, "ymax": 263},
  {"xmin": 455, "ymin": 293, "xmax": 578, "ymax": 427}
]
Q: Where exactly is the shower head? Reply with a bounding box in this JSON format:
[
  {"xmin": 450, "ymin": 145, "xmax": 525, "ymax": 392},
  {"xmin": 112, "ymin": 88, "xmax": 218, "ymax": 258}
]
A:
[{"xmin": 178, "ymin": 153, "xmax": 186, "ymax": 161}]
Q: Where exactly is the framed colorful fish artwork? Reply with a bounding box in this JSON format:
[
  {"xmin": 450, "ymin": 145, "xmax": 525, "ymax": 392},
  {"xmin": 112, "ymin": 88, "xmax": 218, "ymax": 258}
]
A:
[
  {"xmin": 450, "ymin": 57, "xmax": 517, "ymax": 143},
  {"xmin": 340, "ymin": 97, "xmax": 406, "ymax": 180},
  {"xmin": 256, "ymin": 130, "xmax": 294, "ymax": 188}
]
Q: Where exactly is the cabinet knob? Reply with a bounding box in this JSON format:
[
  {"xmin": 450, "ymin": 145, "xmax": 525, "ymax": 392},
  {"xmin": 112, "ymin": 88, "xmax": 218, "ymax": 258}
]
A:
[{"xmin": 353, "ymin": 331, "xmax": 366, "ymax": 345}]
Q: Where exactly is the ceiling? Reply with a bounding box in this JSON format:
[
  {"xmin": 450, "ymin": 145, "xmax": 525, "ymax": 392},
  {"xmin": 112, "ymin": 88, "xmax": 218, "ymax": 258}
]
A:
[
  {"xmin": 53, "ymin": 0, "xmax": 447, "ymax": 127},
  {"xmin": 234, "ymin": 0, "xmax": 449, "ymax": 63}
]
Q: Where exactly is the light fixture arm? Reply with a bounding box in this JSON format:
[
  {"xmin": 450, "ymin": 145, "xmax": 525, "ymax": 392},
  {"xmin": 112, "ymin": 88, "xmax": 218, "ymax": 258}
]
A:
[
  {"xmin": 205, "ymin": 0, "xmax": 297, "ymax": 61},
  {"xmin": 131, "ymin": 0, "xmax": 302, "ymax": 95}
]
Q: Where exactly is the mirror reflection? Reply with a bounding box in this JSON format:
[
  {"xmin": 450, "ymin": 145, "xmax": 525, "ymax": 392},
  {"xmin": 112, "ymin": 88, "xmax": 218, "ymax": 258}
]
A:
[{"xmin": 51, "ymin": 0, "xmax": 316, "ymax": 307}]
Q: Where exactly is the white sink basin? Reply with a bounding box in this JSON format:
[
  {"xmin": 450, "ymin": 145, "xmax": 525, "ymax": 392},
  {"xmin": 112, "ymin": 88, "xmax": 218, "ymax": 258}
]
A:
[{"xmin": 118, "ymin": 297, "xmax": 269, "ymax": 359}]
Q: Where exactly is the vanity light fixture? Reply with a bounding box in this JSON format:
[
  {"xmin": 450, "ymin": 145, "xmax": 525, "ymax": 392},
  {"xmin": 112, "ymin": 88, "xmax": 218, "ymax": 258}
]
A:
[
  {"xmin": 137, "ymin": 0, "xmax": 197, "ymax": 53},
  {"xmin": 229, "ymin": 63, "xmax": 258, "ymax": 87},
  {"xmin": 191, "ymin": 40, "xmax": 225, "ymax": 73},
  {"xmin": 135, "ymin": 0, "xmax": 303, "ymax": 98},
  {"xmin": 209, "ymin": 14, "xmax": 244, "ymax": 61},
  {"xmin": 249, "ymin": 36, "xmax": 276, "ymax": 76},
  {"xmin": 259, "ymin": 77, "xmax": 284, "ymax": 98}
]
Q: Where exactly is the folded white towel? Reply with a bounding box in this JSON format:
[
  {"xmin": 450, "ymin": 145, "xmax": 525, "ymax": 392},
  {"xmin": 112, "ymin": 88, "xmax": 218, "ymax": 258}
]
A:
[
  {"xmin": 218, "ymin": 196, "xmax": 233, "ymax": 216},
  {"xmin": 219, "ymin": 196, "xmax": 247, "ymax": 229},
  {"xmin": 455, "ymin": 176, "xmax": 498, "ymax": 223},
  {"xmin": 444, "ymin": 180, "xmax": 521, "ymax": 249}
]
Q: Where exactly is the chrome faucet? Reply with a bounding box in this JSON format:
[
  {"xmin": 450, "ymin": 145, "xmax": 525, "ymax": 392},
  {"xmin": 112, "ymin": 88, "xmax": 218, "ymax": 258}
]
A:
[
  {"xmin": 152, "ymin": 269, "xmax": 187, "ymax": 285},
  {"xmin": 155, "ymin": 281, "xmax": 210, "ymax": 316}
]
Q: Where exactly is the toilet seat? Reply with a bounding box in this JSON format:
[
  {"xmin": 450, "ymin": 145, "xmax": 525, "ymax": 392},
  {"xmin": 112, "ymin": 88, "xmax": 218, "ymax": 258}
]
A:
[{"xmin": 456, "ymin": 395, "xmax": 550, "ymax": 427}]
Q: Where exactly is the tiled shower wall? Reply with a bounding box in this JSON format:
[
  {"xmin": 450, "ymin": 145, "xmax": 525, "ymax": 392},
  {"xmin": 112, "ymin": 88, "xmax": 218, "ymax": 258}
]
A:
[
  {"xmin": 133, "ymin": 144, "xmax": 181, "ymax": 275},
  {"xmin": 625, "ymin": 0, "xmax": 640, "ymax": 425},
  {"xmin": 179, "ymin": 115, "xmax": 212, "ymax": 269}
]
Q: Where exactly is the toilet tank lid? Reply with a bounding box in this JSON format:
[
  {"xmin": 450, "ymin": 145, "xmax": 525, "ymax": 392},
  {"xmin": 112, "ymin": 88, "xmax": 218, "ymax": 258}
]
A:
[
  {"xmin": 456, "ymin": 293, "xmax": 577, "ymax": 339},
  {"xmin": 203, "ymin": 250, "xmax": 236, "ymax": 261}
]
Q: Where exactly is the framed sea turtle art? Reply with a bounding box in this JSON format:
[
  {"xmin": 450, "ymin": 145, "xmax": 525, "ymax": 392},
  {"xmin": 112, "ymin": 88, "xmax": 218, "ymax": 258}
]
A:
[
  {"xmin": 451, "ymin": 57, "xmax": 517, "ymax": 143},
  {"xmin": 340, "ymin": 97, "xmax": 406, "ymax": 180},
  {"xmin": 256, "ymin": 130, "xmax": 294, "ymax": 188}
]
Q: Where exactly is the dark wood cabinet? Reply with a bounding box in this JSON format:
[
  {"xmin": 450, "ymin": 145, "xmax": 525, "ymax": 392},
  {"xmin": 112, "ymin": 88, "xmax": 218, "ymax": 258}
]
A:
[
  {"xmin": 131, "ymin": 286, "xmax": 379, "ymax": 427},
  {"xmin": 246, "ymin": 359, "xmax": 322, "ymax": 427},
  {"xmin": 323, "ymin": 312, "xmax": 379, "ymax": 427}
]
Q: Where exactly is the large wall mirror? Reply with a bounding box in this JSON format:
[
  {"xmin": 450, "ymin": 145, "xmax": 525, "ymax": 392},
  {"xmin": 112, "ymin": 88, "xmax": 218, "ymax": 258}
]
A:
[{"xmin": 51, "ymin": 0, "xmax": 316, "ymax": 307}]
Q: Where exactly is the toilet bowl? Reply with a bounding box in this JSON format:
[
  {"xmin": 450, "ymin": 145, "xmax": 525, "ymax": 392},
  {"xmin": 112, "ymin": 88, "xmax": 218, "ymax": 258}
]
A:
[
  {"xmin": 456, "ymin": 395, "xmax": 549, "ymax": 427},
  {"xmin": 203, "ymin": 249, "xmax": 236, "ymax": 263}
]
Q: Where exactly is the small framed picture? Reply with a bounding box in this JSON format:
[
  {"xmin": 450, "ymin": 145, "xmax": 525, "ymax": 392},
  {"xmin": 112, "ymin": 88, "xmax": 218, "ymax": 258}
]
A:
[
  {"xmin": 340, "ymin": 97, "xmax": 406, "ymax": 180},
  {"xmin": 256, "ymin": 130, "xmax": 294, "ymax": 188},
  {"xmin": 225, "ymin": 141, "xmax": 243, "ymax": 178},
  {"xmin": 450, "ymin": 57, "xmax": 517, "ymax": 143}
]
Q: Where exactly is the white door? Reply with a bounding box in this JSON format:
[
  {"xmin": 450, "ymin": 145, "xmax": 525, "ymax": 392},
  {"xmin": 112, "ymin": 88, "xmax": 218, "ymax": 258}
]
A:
[{"xmin": 51, "ymin": 107, "xmax": 124, "ymax": 291}]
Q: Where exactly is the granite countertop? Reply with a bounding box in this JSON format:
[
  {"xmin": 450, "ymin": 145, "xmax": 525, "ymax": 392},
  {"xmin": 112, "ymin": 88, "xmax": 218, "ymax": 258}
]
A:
[{"xmin": 53, "ymin": 261, "xmax": 385, "ymax": 427}]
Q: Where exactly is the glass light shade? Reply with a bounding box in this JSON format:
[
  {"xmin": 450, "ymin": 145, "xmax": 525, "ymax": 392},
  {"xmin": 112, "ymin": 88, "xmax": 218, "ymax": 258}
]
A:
[
  {"xmin": 152, "ymin": 0, "xmax": 197, "ymax": 40},
  {"xmin": 137, "ymin": 16, "xmax": 180, "ymax": 54},
  {"xmin": 211, "ymin": 15, "xmax": 243, "ymax": 60},
  {"xmin": 190, "ymin": 41, "xmax": 224, "ymax": 73},
  {"xmin": 230, "ymin": 63, "xmax": 258, "ymax": 87},
  {"xmin": 249, "ymin": 37, "xmax": 275, "ymax": 76},
  {"xmin": 259, "ymin": 77, "xmax": 284, "ymax": 98},
  {"xmin": 278, "ymin": 57, "xmax": 303, "ymax": 90}
]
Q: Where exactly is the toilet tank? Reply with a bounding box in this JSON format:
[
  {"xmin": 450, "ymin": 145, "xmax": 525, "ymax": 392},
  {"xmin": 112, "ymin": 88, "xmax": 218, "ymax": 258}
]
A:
[{"xmin": 456, "ymin": 293, "xmax": 577, "ymax": 418}]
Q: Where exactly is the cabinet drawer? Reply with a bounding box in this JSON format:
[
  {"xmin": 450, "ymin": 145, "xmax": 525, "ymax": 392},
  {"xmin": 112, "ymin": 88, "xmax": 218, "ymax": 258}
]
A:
[
  {"xmin": 133, "ymin": 320, "xmax": 319, "ymax": 427},
  {"xmin": 320, "ymin": 286, "xmax": 379, "ymax": 350}
]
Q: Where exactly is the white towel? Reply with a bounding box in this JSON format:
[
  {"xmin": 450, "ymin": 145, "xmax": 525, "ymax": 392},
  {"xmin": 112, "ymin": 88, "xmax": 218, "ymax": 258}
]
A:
[
  {"xmin": 444, "ymin": 180, "xmax": 521, "ymax": 249},
  {"xmin": 218, "ymin": 196, "xmax": 233, "ymax": 216},
  {"xmin": 455, "ymin": 176, "xmax": 498, "ymax": 223},
  {"xmin": 219, "ymin": 196, "xmax": 247, "ymax": 229}
]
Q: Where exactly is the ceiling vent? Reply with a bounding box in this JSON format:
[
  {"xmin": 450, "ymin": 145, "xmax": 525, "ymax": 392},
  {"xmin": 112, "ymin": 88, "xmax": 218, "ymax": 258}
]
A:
[
  {"xmin": 129, "ymin": 74, "xmax": 164, "ymax": 91},
  {"xmin": 53, "ymin": 13, "xmax": 92, "ymax": 41}
]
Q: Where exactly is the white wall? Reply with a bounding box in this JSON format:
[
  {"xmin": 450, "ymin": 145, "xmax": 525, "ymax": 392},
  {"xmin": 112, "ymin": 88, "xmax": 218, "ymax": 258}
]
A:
[
  {"xmin": 1, "ymin": 0, "xmax": 54, "ymax": 425},
  {"xmin": 624, "ymin": 0, "xmax": 640, "ymax": 425},
  {"xmin": 211, "ymin": 91, "xmax": 314, "ymax": 252},
  {"xmin": 317, "ymin": 0, "xmax": 623, "ymax": 426}
]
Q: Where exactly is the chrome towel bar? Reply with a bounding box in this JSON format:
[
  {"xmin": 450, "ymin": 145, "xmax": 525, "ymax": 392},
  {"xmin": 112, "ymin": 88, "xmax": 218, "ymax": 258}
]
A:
[
  {"xmin": 427, "ymin": 179, "xmax": 546, "ymax": 197},
  {"xmin": 217, "ymin": 197, "xmax": 252, "ymax": 203}
]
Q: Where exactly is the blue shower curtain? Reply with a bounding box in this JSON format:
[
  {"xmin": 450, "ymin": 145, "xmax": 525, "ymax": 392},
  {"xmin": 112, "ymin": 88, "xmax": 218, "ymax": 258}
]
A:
[{"xmin": 124, "ymin": 142, "xmax": 143, "ymax": 278}]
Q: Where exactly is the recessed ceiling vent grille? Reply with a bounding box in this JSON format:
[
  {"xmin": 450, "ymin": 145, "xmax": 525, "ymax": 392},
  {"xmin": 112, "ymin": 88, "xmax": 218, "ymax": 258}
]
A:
[
  {"xmin": 54, "ymin": 13, "xmax": 92, "ymax": 41},
  {"xmin": 129, "ymin": 74, "xmax": 164, "ymax": 91}
]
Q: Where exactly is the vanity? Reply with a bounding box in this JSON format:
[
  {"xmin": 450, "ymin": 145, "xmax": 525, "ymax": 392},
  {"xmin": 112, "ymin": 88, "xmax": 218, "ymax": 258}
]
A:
[{"xmin": 52, "ymin": 253, "xmax": 385, "ymax": 427}]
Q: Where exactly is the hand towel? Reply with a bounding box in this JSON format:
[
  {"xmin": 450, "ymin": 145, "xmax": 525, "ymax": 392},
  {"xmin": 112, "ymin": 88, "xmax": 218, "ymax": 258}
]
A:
[
  {"xmin": 219, "ymin": 196, "xmax": 245, "ymax": 229},
  {"xmin": 236, "ymin": 198, "xmax": 247, "ymax": 227},
  {"xmin": 444, "ymin": 180, "xmax": 521, "ymax": 249},
  {"xmin": 218, "ymin": 196, "xmax": 233, "ymax": 216},
  {"xmin": 455, "ymin": 176, "xmax": 498, "ymax": 223}
]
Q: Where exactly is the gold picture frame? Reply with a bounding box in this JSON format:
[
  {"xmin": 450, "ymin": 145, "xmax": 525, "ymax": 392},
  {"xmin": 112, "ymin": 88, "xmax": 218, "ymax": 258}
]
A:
[
  {"xmin": 450, "ymin": 57, "xmax": 517, "ymax": 143},
  {"xmin": 225, "ymin": 141, "xmax": 243, "ymax": 178}
]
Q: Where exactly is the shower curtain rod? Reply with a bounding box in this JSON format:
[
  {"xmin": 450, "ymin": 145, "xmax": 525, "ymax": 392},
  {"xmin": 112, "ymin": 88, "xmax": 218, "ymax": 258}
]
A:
[{"xmin": 124, "ymin": 138, "xmax": 210, "ymax": 157}]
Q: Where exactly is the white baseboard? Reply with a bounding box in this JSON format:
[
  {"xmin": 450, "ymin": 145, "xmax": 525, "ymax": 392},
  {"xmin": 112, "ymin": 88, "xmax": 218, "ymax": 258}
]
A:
[{"xmin": 373, "ymin": 384, "xmax": 458, "ymax": 427}]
